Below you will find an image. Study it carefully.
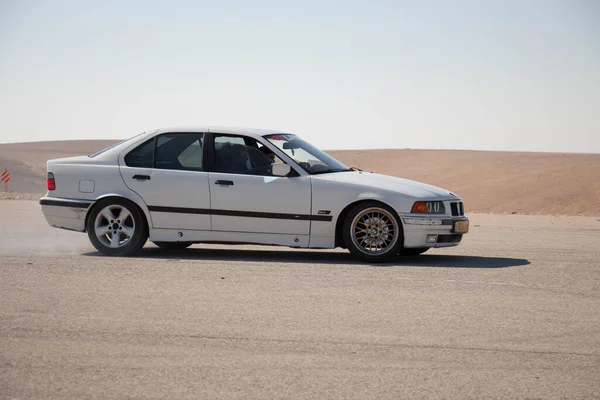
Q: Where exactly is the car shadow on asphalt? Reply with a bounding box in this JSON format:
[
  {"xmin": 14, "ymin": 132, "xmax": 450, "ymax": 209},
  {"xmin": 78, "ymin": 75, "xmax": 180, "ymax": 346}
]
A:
[{"xmin": 84, "ymin": 247, "xmax": 530, "ymax": 268}]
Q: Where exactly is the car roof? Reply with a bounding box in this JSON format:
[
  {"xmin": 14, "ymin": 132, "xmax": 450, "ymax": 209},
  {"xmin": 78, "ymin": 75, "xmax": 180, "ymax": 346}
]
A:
[{"xmin": 154, "ymin": 126, "xmax": 288, "ymax": 140}]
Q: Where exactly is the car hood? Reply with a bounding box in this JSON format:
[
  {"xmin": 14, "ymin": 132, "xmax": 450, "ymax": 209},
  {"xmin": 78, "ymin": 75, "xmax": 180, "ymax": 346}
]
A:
[{"xmin": 312, "ymin": 171, "xmax": 457, "ymax": 200}]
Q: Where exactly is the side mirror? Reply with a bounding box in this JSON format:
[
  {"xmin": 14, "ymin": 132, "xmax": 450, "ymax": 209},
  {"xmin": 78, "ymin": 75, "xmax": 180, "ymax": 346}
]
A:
[{"xmin": 272, "ymin": 163, "xmax": 291, "ymax": 177}]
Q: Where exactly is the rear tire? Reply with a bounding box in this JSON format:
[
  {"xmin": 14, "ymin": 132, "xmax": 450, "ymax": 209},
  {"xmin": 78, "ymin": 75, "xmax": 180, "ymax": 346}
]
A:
[
  {"xmin": 342, "ymin": 201, "xmax": 403, "ymax": 263},
  {"xmin": 153, "ymin": 241, "xmax": 193, "ymax": 250},
  {"xmin": 399, "ymin": 247, "xmax": 430, "ymax": 256},
  {"xmin": 86, "ymin": 198, "xmax": 148, "ymax": 256}
]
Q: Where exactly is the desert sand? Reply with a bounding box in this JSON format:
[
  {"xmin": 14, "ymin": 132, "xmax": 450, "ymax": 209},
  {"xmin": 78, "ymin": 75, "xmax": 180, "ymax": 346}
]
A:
[{"xmin": 0, "ymin": 140, "xmax": 598, "ymax": 215}]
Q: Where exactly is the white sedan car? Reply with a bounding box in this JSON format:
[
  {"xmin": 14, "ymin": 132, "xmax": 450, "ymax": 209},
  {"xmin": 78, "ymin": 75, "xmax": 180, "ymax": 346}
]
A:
[{"xmin": 40, "ymin": 127, "xmax": 468, "ymax": 262}]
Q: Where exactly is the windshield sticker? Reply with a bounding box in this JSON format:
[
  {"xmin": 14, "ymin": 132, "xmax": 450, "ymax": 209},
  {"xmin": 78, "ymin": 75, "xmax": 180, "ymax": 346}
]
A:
[{"xmin": 269, "ymin": 134, "xmax": 295, "ymax": 141}]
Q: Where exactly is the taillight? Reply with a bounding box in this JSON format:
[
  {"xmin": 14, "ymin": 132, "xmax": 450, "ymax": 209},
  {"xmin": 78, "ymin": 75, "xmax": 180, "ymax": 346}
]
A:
[{"xmin": 47, "ymin": 172, "xmax": 56, "ymax": 191}]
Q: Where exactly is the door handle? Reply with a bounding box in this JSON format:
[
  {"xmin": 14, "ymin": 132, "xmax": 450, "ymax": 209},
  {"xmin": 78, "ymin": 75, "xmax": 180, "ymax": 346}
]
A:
[
  {"xmin": 132, "ymin": 174, "xmax": 151, "ymax": 181},
  {"xmin": 215, "ymin": 180, "xmax": 234, "ymax": 186}
]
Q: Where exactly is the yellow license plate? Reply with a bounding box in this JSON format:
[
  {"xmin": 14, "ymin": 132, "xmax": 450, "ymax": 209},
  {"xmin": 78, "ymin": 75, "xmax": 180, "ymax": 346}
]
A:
[{"xmin": 454, "ymin": 220, "xmax": 469, "ymax": 233}]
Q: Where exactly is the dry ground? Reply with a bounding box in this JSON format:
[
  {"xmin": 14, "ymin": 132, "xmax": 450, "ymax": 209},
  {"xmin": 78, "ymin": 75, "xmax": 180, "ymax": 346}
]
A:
[
  {"xmin": 1, "ymin": 140, "xmax": 599, "ymax": 215},
  {"xmin": 1, "ymin": 201, "xmax": 600, "ymax": 399}
]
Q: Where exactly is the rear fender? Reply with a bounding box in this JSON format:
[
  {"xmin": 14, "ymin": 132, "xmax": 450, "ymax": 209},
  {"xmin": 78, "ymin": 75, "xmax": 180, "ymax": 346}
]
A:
[{"xmin": 85, "ymin": 192, "xmax": 152, "ymax": 232}]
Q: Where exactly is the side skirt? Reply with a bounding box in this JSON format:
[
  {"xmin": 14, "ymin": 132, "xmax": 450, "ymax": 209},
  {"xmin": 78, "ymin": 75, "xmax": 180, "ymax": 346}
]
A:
[{"xmin": 149, "ymin": 229, "xmax": 312, "ymax": 248}]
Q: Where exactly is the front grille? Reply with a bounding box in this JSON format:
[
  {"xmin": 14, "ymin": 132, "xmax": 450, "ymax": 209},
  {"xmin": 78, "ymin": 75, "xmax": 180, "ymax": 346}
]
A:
[
  {"xmin": 437, "ymin": 234, "xmax": 463, "ymax": 243},
  {"xmin": 450, "ymin": 202, "xmax": 464, "ymax": 216}
]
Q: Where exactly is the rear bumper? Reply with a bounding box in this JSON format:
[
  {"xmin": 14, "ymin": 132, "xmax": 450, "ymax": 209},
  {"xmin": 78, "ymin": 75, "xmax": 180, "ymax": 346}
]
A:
[
  {"xmin": 401, "ymin": 216, "xmax": 468, "ymax": 248},
  {"xmin": 39, "ymin": 197, "xmax": 93, "ymax": 232}
]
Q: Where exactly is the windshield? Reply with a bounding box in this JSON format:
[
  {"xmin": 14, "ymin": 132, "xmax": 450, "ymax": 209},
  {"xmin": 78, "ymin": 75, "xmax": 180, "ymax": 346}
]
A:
[{"xmin": 264, "ymin": 134, "xmax": 349, "ymax": 174}]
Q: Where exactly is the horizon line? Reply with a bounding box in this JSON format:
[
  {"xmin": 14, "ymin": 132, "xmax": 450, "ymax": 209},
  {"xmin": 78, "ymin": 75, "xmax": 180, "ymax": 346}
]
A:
[{"xmin": 1, "ymin": 139, "xmax": 599, "ymax": 156}]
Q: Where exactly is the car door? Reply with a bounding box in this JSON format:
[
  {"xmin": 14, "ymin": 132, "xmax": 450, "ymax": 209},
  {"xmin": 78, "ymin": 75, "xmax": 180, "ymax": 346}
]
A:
[
  {"xmin": 119, "ymin": 132, "xmax": 212, "ymax": 231},
  {"xmin": 208, "ymin": 133, "xmax": 311, "ymax": 235}
]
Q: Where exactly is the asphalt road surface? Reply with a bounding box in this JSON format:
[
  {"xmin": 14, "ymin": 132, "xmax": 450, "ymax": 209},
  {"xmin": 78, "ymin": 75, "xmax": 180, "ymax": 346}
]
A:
[{"xmin": 1, "ymin": 201, "xmax": 599, "ymax": 399}]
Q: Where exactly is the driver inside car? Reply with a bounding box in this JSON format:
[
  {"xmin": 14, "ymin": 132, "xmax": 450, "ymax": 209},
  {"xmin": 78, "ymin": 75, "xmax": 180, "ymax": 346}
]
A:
[{"xmin": 259, "ymin": 146, "xmax": 276, "ymax": 162}]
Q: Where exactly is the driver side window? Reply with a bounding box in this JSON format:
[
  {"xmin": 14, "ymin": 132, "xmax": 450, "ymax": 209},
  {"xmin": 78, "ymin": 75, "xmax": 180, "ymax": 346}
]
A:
[{"xmin": 212, "ymin": 135, "xmax": 279, "ymax": 176}]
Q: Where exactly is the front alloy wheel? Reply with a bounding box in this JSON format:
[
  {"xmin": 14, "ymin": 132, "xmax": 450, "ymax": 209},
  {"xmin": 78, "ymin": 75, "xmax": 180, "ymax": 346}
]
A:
[
  {"xmin": 343, "ymin": 202, "xmax": 402, "ymax": 262},
  {"xmin": 86, "ymin": 198, "xmax": 148, "ymax": 256}
]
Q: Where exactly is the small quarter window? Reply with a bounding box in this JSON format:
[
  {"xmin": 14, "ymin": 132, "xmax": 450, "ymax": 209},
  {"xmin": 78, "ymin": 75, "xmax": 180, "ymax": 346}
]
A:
[{"xmin": 124, "ymin": 138, "xmax": 154, "ymax": 168}]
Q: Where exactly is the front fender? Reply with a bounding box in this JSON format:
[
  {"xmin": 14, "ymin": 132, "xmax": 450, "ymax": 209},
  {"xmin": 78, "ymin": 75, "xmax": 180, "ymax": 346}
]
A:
[{"xmin": 309, "ymin": 179, "xmax": 406, "ymax": 247}]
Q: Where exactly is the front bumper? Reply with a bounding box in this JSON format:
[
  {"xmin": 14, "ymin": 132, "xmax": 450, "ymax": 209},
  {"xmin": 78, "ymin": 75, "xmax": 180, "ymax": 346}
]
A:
[
  {"xmin": 401, "ymin": 216, "xmax": 469, "ymax": 248},
  {"xmin": 39, "ymin": 197, "xmax": 93, "ymax": 232}
]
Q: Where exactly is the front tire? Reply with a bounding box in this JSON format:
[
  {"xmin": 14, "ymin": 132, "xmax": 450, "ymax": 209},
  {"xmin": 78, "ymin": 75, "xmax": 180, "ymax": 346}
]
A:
[
  {"xmin": 86, "ymin": 198, "xmax": 148, "ymax": 256},
  {"xmin": 342, "ymin": 202, "xmax": 403, "ymax": 263},
  {"xmin": 152, "ymin": 241, "xmax": 193, "ymax": 250}
]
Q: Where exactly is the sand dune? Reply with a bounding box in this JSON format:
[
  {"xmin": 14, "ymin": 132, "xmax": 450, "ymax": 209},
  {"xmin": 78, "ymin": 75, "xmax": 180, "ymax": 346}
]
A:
[
  {"xmin": 0, "ymin": 140, "xmax": 598, "ymax": 215},
  {"xmin": 331, "ymin": 149, "xmax": 600, "ymax": 216},
  {"xmin": 0, "ymin": 140, "xmax": 116, "ymax": 196}
]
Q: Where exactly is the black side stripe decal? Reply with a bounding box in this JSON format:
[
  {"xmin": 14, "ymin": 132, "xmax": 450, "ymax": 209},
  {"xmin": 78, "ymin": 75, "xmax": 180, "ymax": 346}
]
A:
[
  {"xmin": 40, "ymin": 200, "xmax": 333, "ymax": 222},
  {"xmin": 148, "ymin": 206, "xmax": 210, "ymax": 215},
  {"xmin": 148, "ymin": 205, "xmax": 333, "ymax": 222},
  {"xmin": 39, "ymin": 199, "xmax": 92, "ymax": 209}
]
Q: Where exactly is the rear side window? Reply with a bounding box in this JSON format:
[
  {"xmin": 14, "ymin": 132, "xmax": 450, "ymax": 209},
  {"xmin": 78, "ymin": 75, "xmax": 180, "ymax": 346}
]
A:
[
  {"xmin": 155, "ymin": 133, "xmax": 204, "ymax": 171},
  {"xmin": 124, "ymin": 138, "xmax": 154, "ymax": 168},
  {"xmin": 124, "ymin": 133, "xmax": 205, "ymax": 171}
]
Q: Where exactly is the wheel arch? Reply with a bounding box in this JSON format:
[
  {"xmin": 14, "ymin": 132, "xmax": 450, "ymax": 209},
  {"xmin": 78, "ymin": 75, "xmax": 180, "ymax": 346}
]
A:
[
  {"xmin": 84, "ymin": 193, "xmax": 151, "ymax": 233},
  {"xmin": 334, "ymin": 198, "xmax": 404, "ymax": 248}
]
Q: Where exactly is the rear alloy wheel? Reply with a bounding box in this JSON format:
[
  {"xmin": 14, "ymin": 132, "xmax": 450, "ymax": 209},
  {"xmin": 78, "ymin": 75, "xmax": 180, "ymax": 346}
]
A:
[
  {"xmin": 86, "ymin": 198, "xmax": 148, "ymax": 256},
  {"xmin": 343, "ymin": 202, "xmax": 403, "ymax": 263},
  {"xmin": 153, "ymin": 241, "xmax": 193, "ymax": 250},
  {"xmin": 399, "ymin": 247, "xmax": 430, "ymax": 256}
]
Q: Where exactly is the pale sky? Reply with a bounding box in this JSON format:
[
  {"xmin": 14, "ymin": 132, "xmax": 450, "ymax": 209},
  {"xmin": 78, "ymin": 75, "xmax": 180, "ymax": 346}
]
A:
[{"xmin": 1, "ymin": 0, "xmax": 599, "ymax": 152}]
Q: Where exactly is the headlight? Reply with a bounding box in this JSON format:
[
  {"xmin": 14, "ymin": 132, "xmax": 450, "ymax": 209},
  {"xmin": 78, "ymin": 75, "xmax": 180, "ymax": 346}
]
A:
[{"xmin": 411, "ymin": 201, "xmax": 445, "ymax": 214}]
